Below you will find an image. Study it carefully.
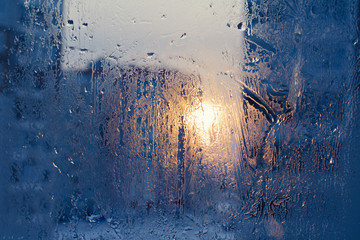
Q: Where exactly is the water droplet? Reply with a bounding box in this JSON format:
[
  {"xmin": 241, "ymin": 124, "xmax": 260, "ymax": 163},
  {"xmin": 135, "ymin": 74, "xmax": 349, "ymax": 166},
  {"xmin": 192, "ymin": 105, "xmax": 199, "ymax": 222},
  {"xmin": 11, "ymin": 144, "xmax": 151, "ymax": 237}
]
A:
[
  {"xmin": 180, "ymin": 33, "xmax": 187, "ymax": 39},
  {"xmin": 237, "ymin": 22, "xmax": 245, "ymax": 31},
  {"xmin": 52, "ymin": 162, "xmax": 61, "ymax": 174}
]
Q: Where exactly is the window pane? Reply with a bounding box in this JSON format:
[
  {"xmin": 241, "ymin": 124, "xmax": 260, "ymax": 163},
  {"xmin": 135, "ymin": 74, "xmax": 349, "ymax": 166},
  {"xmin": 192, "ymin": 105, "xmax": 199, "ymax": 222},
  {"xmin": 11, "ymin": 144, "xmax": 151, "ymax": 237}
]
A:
[{"xmin": 0, "ymin": 0, "xmax": 359, "ymax": 239}]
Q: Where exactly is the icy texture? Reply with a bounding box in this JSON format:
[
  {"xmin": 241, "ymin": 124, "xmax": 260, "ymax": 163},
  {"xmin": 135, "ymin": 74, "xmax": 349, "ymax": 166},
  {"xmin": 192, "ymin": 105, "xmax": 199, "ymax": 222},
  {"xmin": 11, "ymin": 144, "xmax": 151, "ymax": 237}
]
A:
[{"xmin": 0, "ymin": 0, "xmax": 359, "ymax": 239}]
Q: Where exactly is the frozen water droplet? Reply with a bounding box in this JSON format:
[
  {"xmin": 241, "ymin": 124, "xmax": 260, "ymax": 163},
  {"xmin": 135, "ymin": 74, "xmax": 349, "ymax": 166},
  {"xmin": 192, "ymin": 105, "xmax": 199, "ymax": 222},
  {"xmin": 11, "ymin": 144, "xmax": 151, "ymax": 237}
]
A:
[
  {"xmin": 180, "ymin": 33, "xmax": 187, "ymax": 39},
  {"xmin": 185, "ymin": 226, "xmax": 192, "ymax": 231},
  {"xmin": 237, "ymin": 22, "xmax": 245, "ymax": 31},
  {"xmin": 86, "ymin": 214, "xmax": 101, "ymax": 223}
]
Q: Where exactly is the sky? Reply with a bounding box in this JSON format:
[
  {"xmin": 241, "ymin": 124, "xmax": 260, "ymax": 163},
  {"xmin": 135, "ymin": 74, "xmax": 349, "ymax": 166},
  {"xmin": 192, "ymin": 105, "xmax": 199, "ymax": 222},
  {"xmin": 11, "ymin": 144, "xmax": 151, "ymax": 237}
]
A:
[{"xmin": 61, "ymin": 0, "xmax": 245, "ymax": 77}]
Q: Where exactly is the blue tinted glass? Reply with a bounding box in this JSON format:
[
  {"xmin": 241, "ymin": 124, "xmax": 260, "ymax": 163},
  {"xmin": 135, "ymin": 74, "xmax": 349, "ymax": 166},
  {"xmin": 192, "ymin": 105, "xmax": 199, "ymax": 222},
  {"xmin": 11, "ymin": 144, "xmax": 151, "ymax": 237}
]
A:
[{"xmin": 0, "ymin": 0, "xmax": 359, "ymax": 239}]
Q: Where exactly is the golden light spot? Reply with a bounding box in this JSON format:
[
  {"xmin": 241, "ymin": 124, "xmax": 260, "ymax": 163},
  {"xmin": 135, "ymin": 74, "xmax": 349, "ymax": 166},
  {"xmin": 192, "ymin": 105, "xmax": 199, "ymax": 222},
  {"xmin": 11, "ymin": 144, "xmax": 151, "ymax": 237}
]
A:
[
  {"xmin": 187, "ymin": 102, "xmax": 222, "ymax": 142},
  {"xmin": 192, "ymin": 103, "xmax": 216, "ymax": 131}
]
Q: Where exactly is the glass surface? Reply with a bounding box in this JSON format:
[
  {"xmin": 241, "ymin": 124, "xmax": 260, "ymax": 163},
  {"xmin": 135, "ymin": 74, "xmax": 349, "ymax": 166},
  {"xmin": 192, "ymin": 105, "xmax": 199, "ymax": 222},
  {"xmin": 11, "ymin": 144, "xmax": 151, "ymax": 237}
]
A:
[{"xmin": 0, "ymin": 0, "xmax": 359, "ymax": 239}]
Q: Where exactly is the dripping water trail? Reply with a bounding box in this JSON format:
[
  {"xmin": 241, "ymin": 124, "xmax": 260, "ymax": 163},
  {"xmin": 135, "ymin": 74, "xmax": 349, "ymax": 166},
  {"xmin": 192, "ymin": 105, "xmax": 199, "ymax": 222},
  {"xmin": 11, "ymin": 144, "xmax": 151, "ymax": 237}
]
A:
[{"xmin": 176, "ymin": 116, "xmax": 185, "ymax": 214}]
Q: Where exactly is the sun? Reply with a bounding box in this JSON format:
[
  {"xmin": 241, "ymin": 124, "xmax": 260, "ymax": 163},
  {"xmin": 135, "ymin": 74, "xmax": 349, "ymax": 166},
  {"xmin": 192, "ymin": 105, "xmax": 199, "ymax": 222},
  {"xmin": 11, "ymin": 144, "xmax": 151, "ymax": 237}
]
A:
[
  {"xmin": 187, "ymin": 102, "xmax": 222, "ymax": 143},
  {"xmin": 192, "ymin": 103, "xmax": 217, "ymax": 131}
]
